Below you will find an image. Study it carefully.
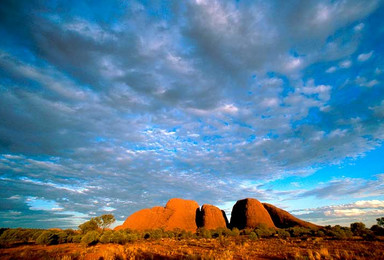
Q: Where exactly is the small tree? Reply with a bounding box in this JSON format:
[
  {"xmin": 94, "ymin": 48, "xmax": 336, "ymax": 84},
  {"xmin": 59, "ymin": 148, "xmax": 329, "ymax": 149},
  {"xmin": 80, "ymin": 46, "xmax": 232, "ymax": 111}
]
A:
[
  {"xmin": 96, "ymin": 214, "xmax": 116, "ymax": 231},
  {"xmin": 350, "ymin": 222, "xmax": 366, "ymax": 236},
  {"xmin": 78, "ymin": 218, "xmax": 99, "ymax": 234},
  {"xmin": 376, "ymin": 217, "xmax": 384, "ymax": 227},
  {"xmin": 79, "ymin": 214, "xmax": 116, "ymax": 233}
]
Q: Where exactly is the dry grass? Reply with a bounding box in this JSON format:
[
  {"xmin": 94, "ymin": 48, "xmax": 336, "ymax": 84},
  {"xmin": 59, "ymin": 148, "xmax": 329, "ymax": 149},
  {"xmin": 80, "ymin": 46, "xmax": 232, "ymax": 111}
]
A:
[{"xmin": 0, "ymin": 237, "xmax": 383, "ymax": 259}]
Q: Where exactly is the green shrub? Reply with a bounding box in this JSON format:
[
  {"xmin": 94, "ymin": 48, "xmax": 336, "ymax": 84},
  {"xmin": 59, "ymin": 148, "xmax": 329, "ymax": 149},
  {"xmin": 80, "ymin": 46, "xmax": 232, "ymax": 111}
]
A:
[
  {"xmin": 254, "ymin": 225, "xmax": 275, "ymax": 238},
  {"xmin": 230, "ymin": 227, "xmax": 240, "ymax": 236},
  {"xmin": 111, "ymin": 231, "xmax": 127, "ymax": 244},
  {"xmin": 36, "ymin": 231, "xmax": 59, "ymax": 245},
  {"xmin": 249, "ymin": 232, "xmax": 258, "ymax": 240},
  {"xmin": 100, "ymin": 230, "xmax": 113, "ymax": 244},
  {"xmin": 197, "ymin": 228, "xmax": 212, "ymax": 239},
  {"xmin": 71, "ymin": 234, "xmax": 83, "ymax": 243},
  {"xmin": 31, "ymin": 230, "xmax": 44, "ymax": 241},
  {"xmin": 277, "ymin": 229, "xmax": 290, "ymax": 238},
  {"xmin": 288, "ymin": 227, "xmax": 312, "ymax": 237},
  {"xmin": 328, "ymin": 225, "xmax": 353, "ymax": 240},
  {"xmin": 241, "ymin": 228, "xmax": 253, "ymax": 236},
  {"xmin": 81, "ymin": 231, "xmax": 100, "ymax": 246}
]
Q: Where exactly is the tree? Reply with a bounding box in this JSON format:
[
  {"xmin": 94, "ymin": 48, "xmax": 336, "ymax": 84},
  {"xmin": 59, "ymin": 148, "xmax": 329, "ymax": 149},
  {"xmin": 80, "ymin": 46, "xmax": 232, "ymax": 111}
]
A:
[
  {"xmin": 96, "ymin": 214, "xmax": 116, "ymax": 230},
  {"xmin": 376, "ymin": 217, "xmax": 384, "ymax": 227},
  {"xmin": 350, "ymin": 222, "xmax": 366, "ymax": 236},
  {"xmin": 78, "ymin": 214, "xmax": 116, "ymax": 233},
  {"xmin": 78, "ymin": 218, "xmax": 99, "ymax": 234}
]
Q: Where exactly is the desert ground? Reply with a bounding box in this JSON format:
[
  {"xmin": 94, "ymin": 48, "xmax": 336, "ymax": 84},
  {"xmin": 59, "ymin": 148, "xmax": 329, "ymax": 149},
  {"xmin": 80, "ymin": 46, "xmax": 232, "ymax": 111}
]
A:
[{"xmin": 1, "ymin": 236, "xmax": 384, "ymax": 260}]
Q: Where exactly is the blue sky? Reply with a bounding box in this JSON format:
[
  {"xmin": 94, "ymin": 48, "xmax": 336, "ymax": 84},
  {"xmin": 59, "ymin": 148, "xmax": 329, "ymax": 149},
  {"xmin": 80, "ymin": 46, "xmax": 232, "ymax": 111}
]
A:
[{"xmin": 1, "ymin": 0, "xmax": 384, "ymax": 229}]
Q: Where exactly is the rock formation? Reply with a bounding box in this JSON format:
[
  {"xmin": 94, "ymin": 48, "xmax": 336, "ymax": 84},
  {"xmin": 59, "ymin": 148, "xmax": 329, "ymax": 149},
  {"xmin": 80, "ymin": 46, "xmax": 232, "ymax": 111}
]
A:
[
  {"xmin": 197, "ymin": 204, "xmax": 228, "ymax": 230},
  {"xmin": 230, "ymin": 198, "xmax": 275, "ymax": 229},
  {"xmin": 262, "ymin": 203, "xmax": 320, "ymax": 229},
  {"xmin": 115, "ymin": 197, "xmax": 320, "ymax": 232},
  {"xmin": 115, "ymin": 198, "xmax": 199, "ymax": 232}
]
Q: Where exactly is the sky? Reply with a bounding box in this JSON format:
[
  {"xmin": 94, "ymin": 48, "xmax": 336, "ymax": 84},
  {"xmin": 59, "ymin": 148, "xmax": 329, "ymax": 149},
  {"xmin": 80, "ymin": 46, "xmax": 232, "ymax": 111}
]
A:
[{"xmin": 0, "ymin": 0, "xmax": 384, "ymax": 229}]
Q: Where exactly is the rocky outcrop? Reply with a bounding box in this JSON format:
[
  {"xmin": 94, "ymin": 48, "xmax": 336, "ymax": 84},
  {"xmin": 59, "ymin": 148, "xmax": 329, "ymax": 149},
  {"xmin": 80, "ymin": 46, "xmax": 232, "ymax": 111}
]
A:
[
  {"xmin": 115, "ymin": 197, "xmax": 320, "ymax": 232},
  {"xmin": 262, "ymin": 203, "xmax": 320, "ymax": 229},
  {"xmin": 163, "ymin": 198, "xmax": 200, "ymax": 231},
  {"xmin": 115, "ymin": 198, "xmax": 199, "ymax": 232},
  {"xmin": 197, "ymin": 204, "xmax": 228, "ymax": 230},
  {"xmin": 230, "ymin": 198, "xmax": 275, "ymax": 229}
]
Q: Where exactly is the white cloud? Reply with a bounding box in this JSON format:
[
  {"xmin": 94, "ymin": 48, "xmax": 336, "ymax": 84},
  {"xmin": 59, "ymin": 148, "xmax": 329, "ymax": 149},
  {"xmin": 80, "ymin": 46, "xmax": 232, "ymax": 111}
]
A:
[
  {"xmin": 339, "ymin": 59, "xmax": 352, "ymax": 68},
  {"xmin": 354, "ymin": 23, "xmax": 365, "ymax": 31},
  {"xmin": 358, "ymin": 51, "xmax": 374, "ymax": 62},
  {"xmin": 326, "ymin": 66, "xmax": 337, "ymax": 73}
]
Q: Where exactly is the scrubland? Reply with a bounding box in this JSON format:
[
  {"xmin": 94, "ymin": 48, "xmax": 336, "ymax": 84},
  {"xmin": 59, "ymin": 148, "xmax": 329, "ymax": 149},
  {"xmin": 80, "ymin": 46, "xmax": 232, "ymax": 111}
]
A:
[{"xmin": 1, "ymin": 224, "xmax": 383, "ymax": 259}]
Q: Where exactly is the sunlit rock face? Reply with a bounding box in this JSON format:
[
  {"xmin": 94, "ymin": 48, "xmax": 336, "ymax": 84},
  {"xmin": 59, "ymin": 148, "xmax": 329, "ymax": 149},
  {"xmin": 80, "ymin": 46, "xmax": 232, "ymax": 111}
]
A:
[
  {"xmin": 115, "ymin": 198, "xmax": 199, "ymax": 232},
  {"xmin": 262, "ymin": 203, "xmax": 320, "ymax": 229},
  {"xmin": 197, "ymin": 204, "xmax": 228, "ymax": 230},
  {"xmin": 230, "ymin": 198, "xmax": 275, "ymax": 229}
]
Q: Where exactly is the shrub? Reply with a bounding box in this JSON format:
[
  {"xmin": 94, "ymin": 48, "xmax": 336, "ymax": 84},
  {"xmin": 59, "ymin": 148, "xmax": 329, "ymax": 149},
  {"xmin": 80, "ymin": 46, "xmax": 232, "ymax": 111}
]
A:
[
  {"xmin": 197, "ymin": 228, "xmax": 212, "ymax": 239},
  {"xmin": 277, "ymin": 229, "xmax": 290, "ymax": 238},
  {"xmin": 371, "ymin": 225, "xmax": 384, "ymax": 236},
  {"xmin": 288, "ymin": 227, "xmax": 311, "ymax": 237},
  {"xmin": 376, "ymin": 217, "xmax": 384, "ymax": 227},
  {"xmin": 78, "ymin": 219, "xmax": 99, "ymax": 234},
  {"xmin": 111, "ymin": 231, "xmax": 127, "ymax": 244},
  {"xmin": 249, "ymin": 232, "xmax": 258, "ymax": 241},
  {"xmin": 100, "ymin": 230, "xmax": 113, "ymax": 244},
  {"xmin": 57, "ymin": 231, "xmax": 69, "ymax": 244},
  {"xmin": 328, "ymin": 225, "xmax": 352, "ymax": 240},
  {"xmin": 350, "ymin": 222, "xmax": 366, "ymax": 236},
  {"xmin": 71, "ymin": 234, "xmax": 83, "ymax": 243},
  {"xmin": 254, "ymin": 224, "xmax": 275, "ymax": 238},
  {"xmin": 36, "ymin": 231, "xmax": 59, "ymax": 245},
  {"xmin": 230, "ymin": 227, "xmax": 240, "ymax": 236},
  {"xmin": 81, "ymin": 231, "xmax": 100, "ymax": 246}
]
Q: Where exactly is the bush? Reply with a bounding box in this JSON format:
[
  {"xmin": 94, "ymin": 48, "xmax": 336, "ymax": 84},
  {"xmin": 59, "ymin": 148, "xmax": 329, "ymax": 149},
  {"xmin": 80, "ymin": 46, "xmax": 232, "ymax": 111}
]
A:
[
  {"xmin": 288, "ymin": 227, "xmax": 311, "ymax": 237},
  {"xmin": 325, "ymin": 225, "xmax": 352, "ymax": 240},
  {"xmin": 350, "ymin": 222, "xmax": 366, "ymax": 236},
  {"xmin": 254, "ymin": 224, "xmax": 275, "ymax": 238},
  {"xmin": 249, "ymin": 232, "xmax": 258, "ymax": 241},
  {"xmin": 277, "ymin": 229, "xmax": 290, "ymax": 238},
  {"xmin": 371, "ymin": 225, "xmax": 384, "ymax": 236},
  {"xmin": 100, "ymin": 230, "xmax": 113, "ymax": 244},
  {"xmin": 111, "ymin": 231, "xmax": 127, "ymax": 244},
  {"xmin": 57, "ymin": 231, "xmax": 69, "ymax": 244},
  {"xmin": 81, "ymin": 231, "xmax": 100, "ymax": 246},
  {"xmin": 197, "ymin": 228, "xmax": 212, "ymax": 239},
  {"xmin": 36, "ymin": 231, "xmax": 59, "ymax": 245},
  {"xmin": 71, "ymin": 234, "xmax": 83, "ymax": 243},
  {"xmin": 230, "ymin": 228, "xmax": 240, "ymax": 236}
]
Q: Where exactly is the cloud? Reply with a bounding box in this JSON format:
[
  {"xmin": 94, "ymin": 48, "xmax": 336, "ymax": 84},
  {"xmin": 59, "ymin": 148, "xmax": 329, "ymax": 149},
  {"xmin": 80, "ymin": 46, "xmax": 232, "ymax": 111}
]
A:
[
  {"xmin": 358, "ymin": 51, "xmax": 374, "ymax": 62},
  {"xmin": 298, "ymin": 175, "xmax": 384, "ymax": 199},
  {"xmin": 293, "ymin": 200, "xmax": 384, "ymax": 225},
  {"xmin": 0, "ymin": 0, "xmax": 383, "ymax": 228}
]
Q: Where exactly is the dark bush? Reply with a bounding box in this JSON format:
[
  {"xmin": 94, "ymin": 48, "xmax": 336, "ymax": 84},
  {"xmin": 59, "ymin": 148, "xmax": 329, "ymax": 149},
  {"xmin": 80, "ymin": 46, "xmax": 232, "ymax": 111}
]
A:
[
  {"xmin": 288, "ymin": 227, "xmax": 312, "ymax": 237},
  {"xmin": 276, "ymin": 229, "xmax": 290, "ymax": 238},
  {"xmin": 371, "ymin": 225, "xmax": 384, "ymax": 236},
  {"xmin": 36, "ymin": 231, "xmax": 59, "ymax": 245},
  {"xmin": 71, "ymin": 234, "xmax": 83, "ymax": 243},
  {"xmin": 81, "ymin": 231, "xmax": 100, "ymax": 246},
  {"xmin": 350, "ymin": 222, "xmax": 366, "ymax": 236}
]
